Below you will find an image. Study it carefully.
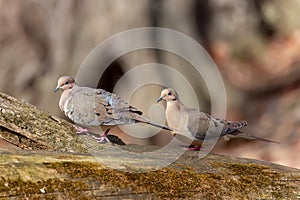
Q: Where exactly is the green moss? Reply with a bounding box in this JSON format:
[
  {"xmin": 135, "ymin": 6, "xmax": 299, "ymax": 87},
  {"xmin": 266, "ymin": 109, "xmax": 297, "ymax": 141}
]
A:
[
  {"xmin": 208, "ymin": 162, "xmax": 298, "ymax": 199},
  {"xmin": 42, "ymin": 161, "xmax": 204, "ymax": 198},
  {"xmin": 38, "ymin": 161, "xmax": 299, "ymax": 199},
  {"xmin": 0, "ymin": 176, "xmax": 90, "ymax": 199},
  {"xmin": 0, "ymin": 157, "xmax": 298, "ymax": 199}
]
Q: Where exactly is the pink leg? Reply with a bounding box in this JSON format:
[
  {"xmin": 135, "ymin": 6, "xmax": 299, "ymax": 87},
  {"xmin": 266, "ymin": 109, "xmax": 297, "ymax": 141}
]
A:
[
  {"xmin": 180, "ymin": 145, "xmax": 201, "ymax": 151},
  {"xmin": 73, "ymin": 125, "xmax": 89, "ymax": 135},
  {"xmin": 73, "ymin": 125, "xmax": 111, "ymax": 144},
  {"xmin": 184, "ymin": 146, "xmax": 201, "ymax": 151},
  {"xmin": 94, "ymin": 128, "xmax": 111, "ymax": 143}
]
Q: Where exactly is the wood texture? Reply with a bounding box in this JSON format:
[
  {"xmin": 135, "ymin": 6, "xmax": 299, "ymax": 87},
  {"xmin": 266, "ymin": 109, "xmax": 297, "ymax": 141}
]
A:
[{"xmin": 0, "ymin": 92, "xmax": 299, "ymax": 199}]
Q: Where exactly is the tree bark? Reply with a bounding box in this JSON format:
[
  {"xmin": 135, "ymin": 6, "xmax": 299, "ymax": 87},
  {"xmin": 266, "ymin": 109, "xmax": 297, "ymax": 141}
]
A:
[{"xmin": 0, "ymin": 92, "xmax": 299, "ymax": 199}]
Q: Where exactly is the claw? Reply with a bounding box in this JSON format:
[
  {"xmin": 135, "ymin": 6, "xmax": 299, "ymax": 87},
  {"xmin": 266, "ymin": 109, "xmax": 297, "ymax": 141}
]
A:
[
  {"xmin": 94, "ymin": 128, "xmax": 111, "ymax": 144},
  {"xmin": 94, "ymin": 135, "xmax": 111, "ymax": 143},
  {"xmin": 73, "ymin": 126, "xmax": 113, "ymax": 144}
]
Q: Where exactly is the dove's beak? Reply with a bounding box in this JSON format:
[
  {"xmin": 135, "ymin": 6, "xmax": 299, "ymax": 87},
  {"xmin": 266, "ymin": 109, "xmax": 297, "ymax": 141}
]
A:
[
  {"xmin": 54, "ymin": 86, "xmax": 60, "ymax": 92},
  {"xmin": 157, "ymin": 96, "xmax": 163, "ymax": 103}
]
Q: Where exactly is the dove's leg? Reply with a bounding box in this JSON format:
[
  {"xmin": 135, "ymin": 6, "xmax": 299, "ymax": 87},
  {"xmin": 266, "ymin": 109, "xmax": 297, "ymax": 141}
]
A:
[
  {"xmin": 185, "ymin": 146, "xmax": 201, "ymax": 151},
  {"xmin": 180, "ymin": 145, "xmax": 201, "ymax": 151},
  {"xmin": 95, "ymin": 128, "xmax": 111, "ymax": 143},
  {"xmin": 73, "ymin": 125, "xmax": 89, "ymax": 135}
]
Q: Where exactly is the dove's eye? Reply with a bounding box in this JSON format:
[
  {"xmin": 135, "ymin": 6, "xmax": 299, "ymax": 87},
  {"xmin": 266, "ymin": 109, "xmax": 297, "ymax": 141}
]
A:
[
  {"xmin": 65, "ymin": 81, "xmax": 69, "ymax": 85},
  {"xmin": 168, "ymin": 92, "xmax": 172, "ymax": 96}
]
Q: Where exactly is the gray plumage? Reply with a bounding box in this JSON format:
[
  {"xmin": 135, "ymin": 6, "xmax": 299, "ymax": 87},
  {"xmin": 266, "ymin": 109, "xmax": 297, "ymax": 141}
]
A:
[
  {"xmin": 55, "ymin": 76, "xmax": 171, "ymax": 130},
  {"xmin": 157, "ymin": 88, "xmax": 277, "ymax": 146}
]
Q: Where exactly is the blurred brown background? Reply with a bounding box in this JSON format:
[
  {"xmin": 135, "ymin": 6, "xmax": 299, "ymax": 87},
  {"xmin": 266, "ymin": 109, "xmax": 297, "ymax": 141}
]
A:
[{"xmin": 1, "ymin": 0, "xmax": 300, "ymax": 168}]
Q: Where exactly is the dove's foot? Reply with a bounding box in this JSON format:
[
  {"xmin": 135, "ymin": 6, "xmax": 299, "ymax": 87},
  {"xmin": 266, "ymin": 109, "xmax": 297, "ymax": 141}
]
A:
[
  {"xmin": 73, "ymin": 125, "xmax": 89, "ymax": 135},
  {"xmin": 185, "ymin": 146, "xmax": 201, "ymax": 151},
  {"xmin": 94, "ymin": 128, "xmax": 111, "ymax": 144},
  {"xmin": 180, "ymin": 145, "xmax": 201, "ymax": 151},
  {"xmin": 94, "ymin": 135, "xmax": 111, "ymax": 143}
]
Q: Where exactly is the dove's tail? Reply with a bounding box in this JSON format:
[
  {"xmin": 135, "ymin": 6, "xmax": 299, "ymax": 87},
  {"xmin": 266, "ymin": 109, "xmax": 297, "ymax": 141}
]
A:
[
  {"xmin": 138, "ymin": 120, "xmax": 173, "ymax": 131},
  {"xmin": 229, "ymin": 131, "xmax": 279, "ymax": 143},
  {"xmin": 146, "ymin": 121, "xmax": 173, "ymax": 131}
]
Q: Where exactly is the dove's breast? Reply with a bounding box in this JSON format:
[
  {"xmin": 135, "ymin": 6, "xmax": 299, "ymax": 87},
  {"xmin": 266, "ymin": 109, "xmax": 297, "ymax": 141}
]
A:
[{"xmin": 166, "ymin": 102, "xmax": 191, "ymax": 137}]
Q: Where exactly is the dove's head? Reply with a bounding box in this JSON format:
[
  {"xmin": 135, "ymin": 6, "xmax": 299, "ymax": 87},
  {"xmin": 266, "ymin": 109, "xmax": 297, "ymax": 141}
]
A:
[
  {"xmin": 157, "ymin": 88, "xmax": 179, "ymax": 103},
  {"xmin": 55, "ymin": 76, "xmax": 76, "ymax": 92}
]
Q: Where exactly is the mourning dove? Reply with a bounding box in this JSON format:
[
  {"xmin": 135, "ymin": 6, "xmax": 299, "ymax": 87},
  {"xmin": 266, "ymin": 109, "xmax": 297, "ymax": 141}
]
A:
[
  {"xmin": 157, "ymin": 88, "xmax": 277, "ymax": 150},
  {"xmin": 55, "ymin": 76, "xmax": 172, "ymax": 143}
]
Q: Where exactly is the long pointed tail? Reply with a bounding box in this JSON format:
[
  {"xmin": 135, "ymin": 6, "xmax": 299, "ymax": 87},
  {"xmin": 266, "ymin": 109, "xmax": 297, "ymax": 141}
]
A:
[
  {"xmin": 139, "ymin": 121, "xmax": 173, "ymax": 131},
  {"xmin": 233, "ymin": 132, "xmax": 279, "ymax": 143}
]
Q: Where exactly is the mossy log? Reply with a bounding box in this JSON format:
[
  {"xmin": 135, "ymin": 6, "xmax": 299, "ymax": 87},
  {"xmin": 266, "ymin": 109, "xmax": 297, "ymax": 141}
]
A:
[
  {"xmin": 0, "ymin": 92, "xmax": 111, "ymax": 152},
  {"xmin": 0, "ymin": 92, "xmax": 299, "ymax": 199},
  {"xmin": 0, "ymin": 148, "xmax": 299, "ymax": 199}
]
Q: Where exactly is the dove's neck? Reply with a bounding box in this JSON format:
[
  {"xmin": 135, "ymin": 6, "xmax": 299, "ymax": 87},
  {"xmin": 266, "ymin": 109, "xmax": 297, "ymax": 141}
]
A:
[{"xmin": 59, "ymin": 87, "xmax": 73, "ymax": 112}]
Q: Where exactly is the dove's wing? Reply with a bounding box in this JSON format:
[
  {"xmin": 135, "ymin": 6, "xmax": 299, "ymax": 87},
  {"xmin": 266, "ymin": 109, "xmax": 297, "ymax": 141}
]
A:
[
  {"xmin": 62, "ymin": 86, "xmax": 144, "ymax": 126},
  {"xmin": 186, "ymin": 109, "xmax": 248, "ymax": 141},
  {"xmin": 61, "ymin": 86, "xmax": 172, "ymax": 130}
]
